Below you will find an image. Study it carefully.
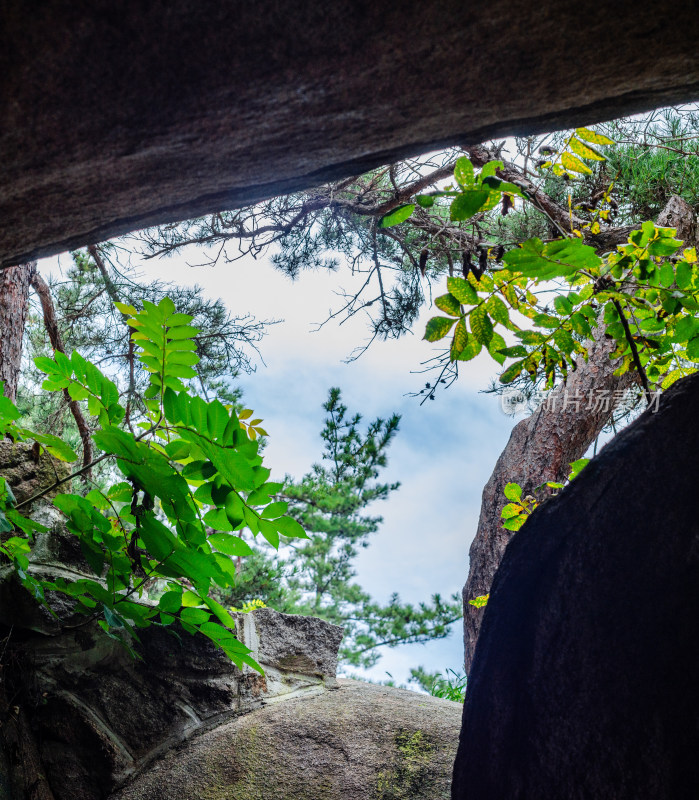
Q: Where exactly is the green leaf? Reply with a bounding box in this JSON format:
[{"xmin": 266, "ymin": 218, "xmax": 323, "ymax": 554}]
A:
[
  {"xmin": 455, "ymin": 334, "xmax": 482, "ymax": 362},
  {"xmin": 504, "ymin": 237, "xmax": 600, "ymax": 279},
  {"xmin": 259, "ymin": 519, "xmax": 280, "ymax": 548},
  {"xmin": 114, "ymin": 301, "xmax": 138, "ymax": 316},
  {"xmin": 497, "ymin": 345, "xmax": 527, "ymax": 358},
  {"xmin": 479, "ymin": 161, "xmax": 503, "ymax": 179},
  {"xmin": 202, "ymin": 595, "xmax": 238, "ymax": 628},
  {"xmin": 203, "ymin": 508, "xmax": 237, "ymax": 532},
  {"xmin": 275, "ymin": 516, "xmax": 308, "ymax": 539},
  {"xmin": 486, "ymin": 296, "xmax": 510, "ymax": 326},
  {"xmin": 450, "ymin": 318, "xmax": 468, "ymax": 361},
  {"xmin": 139, "ymin": 513, "xmax": 179, "ymax": 561},
  {"xmin": 504, "ymin": 482, "xmax": 522, "ymax": 501},
  {"xmin": 487, "ymin": 332, "xmax": 507, "ymax": 365},
  {"xmin": 30, "ymin": 432, "xmax": 79, "ymax": 463},
  {"xmin": 470, "ymin": 307, "xmax": 493, "ymax": 346},
  {"xmin": 503, "ymin": 516, "xmax": 526, "ymax": 531},
  {"xmin": 0, "ymin": 512, "xmax": 12, "ymax": 534},
  {"xmin": 568, "ymin": 458, "xmax": 589, "ymax": 480},
  {"xmin": 454, "ymin": 156, "xmax": 474, "ymax": 187},
  {"xmin": 416, "ymin": 194, "xmax": 435, "ymax": 208},
  {"xmin": 260, "ymin": 500, "xmax": 289, "ymax": 518},
  {"xmin": 208, "ymin": 533, "xmax": 254, "ymax": 556},
  {"xmin": 447, "ymin": 277, "xmax": 478, "ymax": 305},
  {"xmin": 639, "ymin": 317, "xmax": 665, "ymax": 333},
  {"xmin": 553, "ymin": 328, "xmax": 575, "ymax": 354},
  {"xmin": 553, "ymin": 295, "xmax": 573, "ymax": 315},
  {"xmin": 533, "ymin": 313, "xmax": 559, "ymax": 329},
  {"xmin": 158, "ymin": 591, "xmax": 183, "ymax": 613},
  {"xmin": 378, "ymin": 204, "xmax": 415, "ymax": 228},
  {"xmin": 180, "ymin": 607, "xmax": 211, "ymax": 625},
  {"xmin": 501, "ymin": 502, "xmax": 523, "ymax": 519},
  {"xmin": 434, "ymin": 293, "xmax": 461, "ymax": 317},
  {"xmin": 423, "ymin": 316, "xmax": 456, "ymax": 342},
  {"xmin": 659, "ymin": 262, "xmax": 675, "ymax": 288},
  {"xmin": 500, "ymin": 360, "xmax": 523, "ymax": 383},
  {"xmin": 686, "ymin": 336, "xmax": 699, "ymax": 362},
  {"xmin": 450, "ymin": 190, "xmax": 490, "ymax": 221},
  {"xmin": 676, "ymin": 261, "xmax": 693, "ymax": 291},
  {"xmin": 673, "ymin": 315, "xmax": 699, "ymax": 343}
]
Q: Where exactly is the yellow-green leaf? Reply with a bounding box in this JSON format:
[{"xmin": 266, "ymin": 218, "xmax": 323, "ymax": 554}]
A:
[
  {"xmin": 561, "ymin": 152, "xmax": 593, "ymax": 175},
  {"xmin": 488, "ymin": 331, "xmax": 507, "ymax": 365},
  {"xmin": 447, "ymin": 276, "xmax": 478, "ymax": 305},
  {"xmin": 424, "ymin": 316, "xmax": 456, "ymax": 342},
  {"xmin": 435, "ymin": 293, "xmax": 461, "ymax": 317},
  {"xmin": 569, "ymin": 137, "xmax": 606, "ymax": 161},
  {"xmin": 486, "ymin": 295, "xmax": 510, "ymax": 326},
  {"xmin": 501, "ymin": 502, "xmax": 523, "ymax": 519},
  {"xmin": 454, "ymin": 156, "xmax": 475, "ymax": 187},
  {"xmin": 470, "ymin": 306, "xmax": 493, "ymax": 346},
  {"xmin": 575, "ymin": 127, "xmax": 614, "ymax": 146},
  {"xmin": 450, "ymin": 318, "xmax": 468, "ymax": 361}
]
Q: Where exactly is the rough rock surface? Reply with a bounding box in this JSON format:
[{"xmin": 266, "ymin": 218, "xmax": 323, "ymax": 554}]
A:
[
  {"xmin": 452, "ymin": 370, "xmax": 699, "ymax": 799},
  {"xmin": 0, "ymin": 440, "xmax": 69, "ymax": 507},
  {"xmin": 112, "ymin": 680, "xmax": 462, "ymax": 800},
  {"xmin": 4, "ymin": 586, "xmax": 343, "ymax": 800},
  {"xmin": 3, "ymin": 2, "xmax": 699, "ymax": 266}
]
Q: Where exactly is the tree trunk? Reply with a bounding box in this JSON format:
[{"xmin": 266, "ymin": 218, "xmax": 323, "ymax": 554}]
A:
[
  {"xmin": 30, "ymin": 272, "xmax": 93, "ymax": 473},
  {"xmin": 461, "ymin": 196, "xmax": 698, "ymax": 673},
  {"xmin": 0, "ymin": 262, "xmax": 36, "ymax": 402},
  {"xmin": 462, "ymin": 327, "xmax": 637, "ymax": 671}
]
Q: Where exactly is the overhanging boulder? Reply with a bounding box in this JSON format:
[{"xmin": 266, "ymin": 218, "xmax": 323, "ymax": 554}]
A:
[
  {"xmin": 452, "ymin": 371, "xmax": 699, "ymax": 799},
  {"xmin": 3, "ymin": 2, "xmax": 699, "ymax": 266}
]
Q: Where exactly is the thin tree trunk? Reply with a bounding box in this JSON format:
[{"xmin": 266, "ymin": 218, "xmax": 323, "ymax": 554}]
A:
[
  {"xmin": 0, "ymin": 262, "xmax": 36, "ymax": 402},
  {"xmin": 462, "ymin": 196, "xmax": 697, "ymax": 673},
  {"xmin": 30, "ymin": 272, "xmax": 93, "ymax": 474}
]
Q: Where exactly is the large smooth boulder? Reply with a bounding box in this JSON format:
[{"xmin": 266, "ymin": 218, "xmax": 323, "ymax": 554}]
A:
[
  {"xmin": 3, "ymin": 2, "xmax": 699, "ymax": 266},
  {"xmin": 452, "ymin": 371, "xmax": 699, "ymax": 799},
  {"xmin": 112, "ymin": 680, "xmax": 462, "ymax": 800}
]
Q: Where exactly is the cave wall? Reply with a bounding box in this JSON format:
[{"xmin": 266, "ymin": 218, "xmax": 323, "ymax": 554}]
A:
[{"xmin": 3, "ymin": 1, "xmax": 699, "ymax": 266}]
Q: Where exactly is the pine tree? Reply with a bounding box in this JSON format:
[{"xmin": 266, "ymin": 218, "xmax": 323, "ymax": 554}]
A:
[{"xmin": 218, "ymin": 388, "xmax": 462, "ymax": 669}]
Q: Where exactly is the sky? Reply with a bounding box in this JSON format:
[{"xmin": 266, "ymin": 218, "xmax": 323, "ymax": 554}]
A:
[{"xmin": 40, "ymin": 239, "xmax": 520, "ymax": 687}]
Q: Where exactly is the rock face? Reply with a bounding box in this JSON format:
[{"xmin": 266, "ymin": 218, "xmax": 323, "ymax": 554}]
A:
[
  {"xmin": 112, "ymin": 680, "xmax": 462, "ymax": 800},
  {"xmin": 0, "ymin": 440, "xmax": 70, "ymax": 507},
  {"xmin": 2, "ymin": 568, "xmax": 344, "ymax": 799},
  {"xmin": 3, "ymin": 2, "xmax": 699, "ymax": 267},
  {"xmin": 452, "ymin": 371, "xmax": 699, "ymax": 799}
]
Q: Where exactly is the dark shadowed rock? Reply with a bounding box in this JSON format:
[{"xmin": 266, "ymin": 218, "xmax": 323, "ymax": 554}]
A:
[
  {"xmin": 111, "ymin": 680, "xmax": 462, "ymax": 800},
  {"xmin": 3, "ymin": 2, "xmax": 699, "ymax": 266},
  {"xmin": 452, "ymin": 371, "xmax": 699, "ymax": 799},
  {"xmin": 7, "ymin": 599, "xmax": 344, "ymax": 800}
]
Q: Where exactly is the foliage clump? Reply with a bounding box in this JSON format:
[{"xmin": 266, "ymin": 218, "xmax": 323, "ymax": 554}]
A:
[{"xmin": 0, "ymin": 298, "xmax": 307, "ymax": 671}]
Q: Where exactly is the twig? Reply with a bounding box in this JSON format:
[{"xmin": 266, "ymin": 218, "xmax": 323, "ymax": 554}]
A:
[{"xmin": 612, "ymin": 298, "xmax": 652, "ymax": 404}]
